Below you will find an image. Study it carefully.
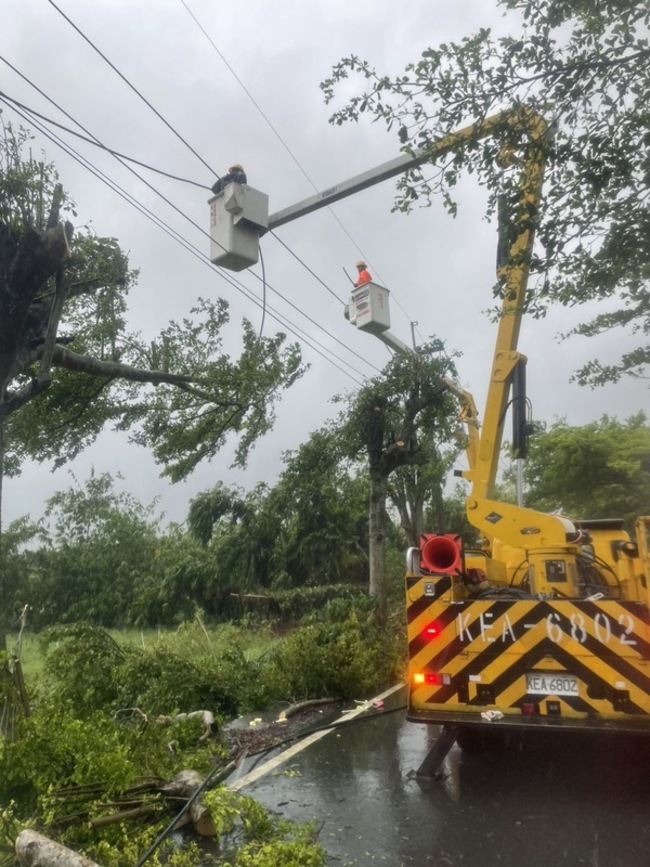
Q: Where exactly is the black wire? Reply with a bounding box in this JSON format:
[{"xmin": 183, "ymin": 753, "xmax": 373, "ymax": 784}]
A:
[
  {"xmin": 178, "ymin": 0, "xmax": 385, "ymax": 298},
  {"xmin": 0, "ymin": 84, "xmax": 210, "ymax": 188},
  {"xmin": 134, "ymin": 759, "xmax": 237, "ymax": 867},
  {"xmin": 46, "ymin": 0, "xmax": 380, "ymax": 331},
  {"xmin": 178, "ymin": 0, "xmax": 424, "ymax": 336},
  {"xmin": 0, "ymin": 97, "xmax": 367, "ymax": 385},
  {"xmin": 0, "ymin": 67, "xmax": 378, "ymax": 376},
  {"xmin": 45, "ymin": 0, "xmax": 219, "ymax": 179},
  {"xmin": 270, "ymin": 230, "xmax": 345, "ymax": 304},
  {"xmin": 244, "ymin": 702, "xmax": 408, "ymax": 772},
  {"xmin": 135, "ymin": 701, "xmax": 407, "ymax": 867}
]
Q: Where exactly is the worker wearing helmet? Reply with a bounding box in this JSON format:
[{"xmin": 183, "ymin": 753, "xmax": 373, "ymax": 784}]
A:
[
  {"xmin": 354, "ymin": 260, "xmax": 372, "ymax": 288},
  {"xmin": 211, "ymin": 163, "xmax": 248, "ymax": 195}
]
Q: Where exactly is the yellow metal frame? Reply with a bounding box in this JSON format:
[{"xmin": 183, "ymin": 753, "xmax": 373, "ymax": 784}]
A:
[{"xmin": 405, "ymin": 109, "xmax": 650, "ymax": 738}]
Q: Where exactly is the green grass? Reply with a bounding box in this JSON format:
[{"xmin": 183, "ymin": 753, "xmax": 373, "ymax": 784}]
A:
[{"xmin": 10, "ymin": 619, "xmax": 278, "ymax": 683}]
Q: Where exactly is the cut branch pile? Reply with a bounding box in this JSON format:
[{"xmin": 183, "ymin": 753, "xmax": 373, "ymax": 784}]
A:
[{"xmin": 45, "ymin": 770, "xmax": 218, "ymax": 838}]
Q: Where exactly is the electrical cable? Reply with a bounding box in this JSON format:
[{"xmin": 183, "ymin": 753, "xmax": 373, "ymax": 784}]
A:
[
  {"xmin": 48, "ymin": 0, "xmax": 420, "ymax": 342},
  {"xmin": 0, "ymin": 95, "xmax": 367, "ymax": 385},
  {"xmin": 179, "ymin": 2, "xmax": 377, "ymax": 281},
  {"xmin": 269, "ymin": 230, "xmax": 345, "ymax": 304},
  {"xmin": 179, "ymin": 0, "xmax": 424, "ymax": 332},
  {"xmin": 0, "ymin": 67, "xmax": 380, "ymax": 374},
  {"xmin": 45, "ymin": 0, "xmax": 354, "ymax": 315},
  {"xmin": 0, "ymin": 83, "xmax": 210, "ymax": 188},
  {"xmin": 243, "ymin": 702, "xmax": 408, "ymax": 772},
  {"xmin": 134, "ymin": 701, "xmax": 408, "ymax": 867},
  {"xmin": 134, "ymin": 759, "xmax": 237, "ymax": 867},
  {"xmin": 45, "ymin": 0, "xmax": 220, "ymax": 179}
]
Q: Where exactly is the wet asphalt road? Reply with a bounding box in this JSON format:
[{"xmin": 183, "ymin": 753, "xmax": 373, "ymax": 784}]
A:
[{"xmin": 233, "ymin": 685, "xmax": 650, "ymax": 867}]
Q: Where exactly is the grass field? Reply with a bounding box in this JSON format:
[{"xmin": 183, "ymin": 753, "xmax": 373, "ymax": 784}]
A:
[{"xmin": 11, "ymin": 619, "xmax": 279, "ymax": 682}]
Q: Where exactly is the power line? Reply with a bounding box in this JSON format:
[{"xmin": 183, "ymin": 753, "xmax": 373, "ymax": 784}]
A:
[
  {"xmin": 0, "ymin": 95, "xmax": 368, "ymax": 386},
  {"xmin": 0, "ymin": 81, "xmax": 209, "ymax": 189},
  {"xmin": 178, "ymin": 2, "xmax": 377, "ymax": 294},
  {"xmin": 0, "ymin": 62, "xmax": 380, "ymax": 373},
  {"xmin": 40, "ymin": 2, "xmax": 372, "ymax": 360},
  {"xmin": 46, "ymin": 0, "xmax": 219, "ymax": 179},
  {"xmin": 179, "ymin": 0, "xmax": 424, "ymax": 335}
]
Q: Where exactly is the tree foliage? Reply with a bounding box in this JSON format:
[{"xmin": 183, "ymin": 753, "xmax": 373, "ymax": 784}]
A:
[
  {"xmin": 522, "ymin": 413, "xmax": 650, "ymax": 527},
  {"xmin": 188, "ymin": 429, "xmax": 369, "ymax": 591},
  {"xmin": 0, "ymin": 620, "xmax": 331, "ymax": 865},
  {"xmin": 0, "ymin": 120, "xmax": 304, "ymax": 481},
  {"xmin": 335, "ymin": 342, "xmax": 463, "ymax": 617},
  {"xmin": 321, "ymin": 0, "xmax": 650, "ymax": 384}
]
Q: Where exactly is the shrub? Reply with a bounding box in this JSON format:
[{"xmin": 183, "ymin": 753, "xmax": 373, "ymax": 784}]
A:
[{"xmin": 259, "ymin": 612, "xmax": 400, "ymax": 702}]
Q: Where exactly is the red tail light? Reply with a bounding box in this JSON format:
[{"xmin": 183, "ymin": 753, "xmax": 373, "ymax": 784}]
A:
[
  {"xmin": 423, "ymin": 621, "xmax": 442, "ymax": 641},
  {"xmin": 413, "ymin": 671, "xmax": 450, "ymax": 686}
]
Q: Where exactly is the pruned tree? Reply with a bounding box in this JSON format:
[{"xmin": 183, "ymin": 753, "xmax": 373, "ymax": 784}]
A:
[
  {"xmin": 336, "ymin": 343, "xmax": 461, "ymax": 623},
  {"xmin": 387, "ymin": 434, "xmax": 458, "ymax": 546},
  {"xmin": 321, "ymin": 0, "xmax": 650, "ymax": 385}
]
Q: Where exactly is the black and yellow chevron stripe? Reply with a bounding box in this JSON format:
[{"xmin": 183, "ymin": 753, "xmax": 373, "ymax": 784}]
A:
[{"xmin": 406, "ymin": 576, "xmax": 650, "ymax": 729}]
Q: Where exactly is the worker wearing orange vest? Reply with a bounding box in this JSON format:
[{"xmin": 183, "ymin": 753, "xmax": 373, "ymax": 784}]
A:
[{"xmin": 354, "ymin": 260, "xmax": 372, "ymax": 287}]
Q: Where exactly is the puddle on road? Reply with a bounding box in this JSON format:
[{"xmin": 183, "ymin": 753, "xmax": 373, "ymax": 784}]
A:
[{"xmin": 231, "ymin": 686, "xmax": 650, "ymax": 866}]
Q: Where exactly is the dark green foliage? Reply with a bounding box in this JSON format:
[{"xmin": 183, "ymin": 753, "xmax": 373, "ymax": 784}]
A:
[
  {"xmin": 116, "ymin": 646, "xmax": 240, "ymax": 719},
  {"xmin": 188, "ymin": 430, "xmax": 370, "ymax": 592},
  {"xmin": 16, "ymin": 473, "xmax": 161, "ymax": 630},
  {"xmin": 275, "ymin": 585, "xmax": 372, "ymax": 620},
  {"xmin": 321, "ymin": 0, "xmax": 650, "ymax": 383},
  {"xmin": 521, "ymin": 413, "xmax": 650, "ymax": 528},
  {"xmin": 39, "ymin": 623, "xmax": 125, "ymax": 710},
  {"xmin": 39, "ymin": 623, "xmax": 241, "ymax": 719},
  {"xmin": 0, "ymin": 603, "xmax": 399, "ymax": 865},
  {"xmin": 204, "ymin": 789, "xmax": 327, "ymax": 867},
  {"xmin": 261, "ymin": 613, "xmax": 402, "ymax": 702},
  {"xmin": 0, "ymin": 119, "xmax": 304, "ymax": 510}
]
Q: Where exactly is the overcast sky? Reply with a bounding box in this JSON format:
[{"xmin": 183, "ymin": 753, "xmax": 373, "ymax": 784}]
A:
[{"xmin": 2, "ymin": 0, "xmax": 646, "ymax": 528}]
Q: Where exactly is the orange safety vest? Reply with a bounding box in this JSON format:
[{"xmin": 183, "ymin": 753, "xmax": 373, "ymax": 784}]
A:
[{"xmin": 355, "ymin": 269, "xmax": 372, "ymax": 287}]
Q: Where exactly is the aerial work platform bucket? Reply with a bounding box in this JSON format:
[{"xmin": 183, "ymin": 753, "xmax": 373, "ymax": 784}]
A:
[
  {"xmin": 209, "ymin": 184, "xmax": 268, "ymax": 271},
  {"xmin": 345, "ymin": 282, "xmax": 391, "ymax": 334}
]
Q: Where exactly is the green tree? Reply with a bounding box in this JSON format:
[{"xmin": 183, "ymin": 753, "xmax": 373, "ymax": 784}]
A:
[
  {"xmin": 388, "ymin": 432, "xmax": 461, "ymax": 545},
  {"xmin": 522, "ymin": 413, "xmax": 650, "ymax": 528},
  {"xmin": 321, "ymin": 0, "xmax": 650, "ymax": 384},
  {"xmin": 0, "ymin": 121, "xmax": 304, "ymax": 649},
  {"xmin": 188, "ymin": 432, "xmax": 369, "ymax": 594},
  {"xmin": 336, "ymin": 343, "xmax": 461, "ymax": 622},
  {"xmin": 188, "ymin": 482, "xmax": 280, "ymax": 593},
  {"xmin": 20, "ymin": 472, "xmax": 160, "ymax": 629},
  {"xmin": 129, "ymin": 523, "xmax": 219, "ymax": 626},
  {"xmin": 265, "ymin": 429, "xmax": 369, "ymax": 588}
]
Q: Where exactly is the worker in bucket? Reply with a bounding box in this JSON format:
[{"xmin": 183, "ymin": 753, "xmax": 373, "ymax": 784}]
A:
[
  {"xmin": 211, "ymin": 163, "xmax": 247, "ymax": 195},
  {"xmin": 354, "ymin": 260, "xmax": 372, "ymax": 287}
]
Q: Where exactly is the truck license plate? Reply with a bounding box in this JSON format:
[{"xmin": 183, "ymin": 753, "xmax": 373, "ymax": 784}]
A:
[{"xmin": 526, "ymin": 672, "xmax": 578, "ymax": 696}]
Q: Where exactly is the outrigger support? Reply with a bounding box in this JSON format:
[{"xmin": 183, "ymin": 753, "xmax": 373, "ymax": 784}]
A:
[{"xmin": 415, "ymin": 724, "xmax": 459, "ymax": 777}]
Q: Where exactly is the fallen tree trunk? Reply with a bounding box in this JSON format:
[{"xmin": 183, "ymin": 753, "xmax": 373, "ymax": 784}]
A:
[
  {"xmin": 15, "ymin": 830, "xmax": 101, "ymax": 867},
  {"xmin": 160, "ymin": 770, "xmax": 215, "ymax": 837},
  {"xmin": 278, "ymin": 697, "xmax": 336, "ymax": 720}
]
